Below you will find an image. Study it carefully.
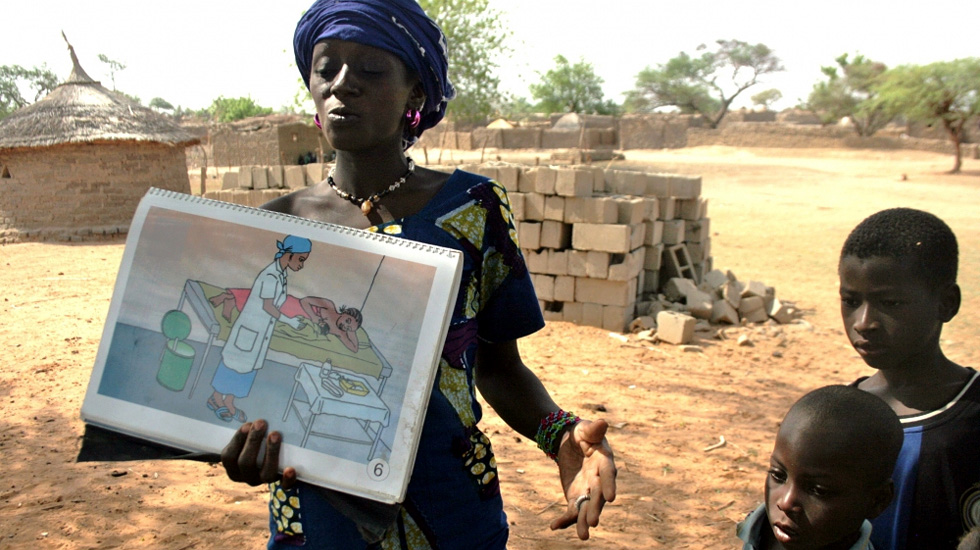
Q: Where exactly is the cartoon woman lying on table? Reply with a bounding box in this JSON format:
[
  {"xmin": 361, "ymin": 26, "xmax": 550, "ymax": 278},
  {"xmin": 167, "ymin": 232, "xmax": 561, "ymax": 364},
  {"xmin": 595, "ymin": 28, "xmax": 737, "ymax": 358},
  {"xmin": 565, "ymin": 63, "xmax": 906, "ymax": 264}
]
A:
[{"xmin": 210, "ymin": 288, "xmax": 362, "ymax": 353}]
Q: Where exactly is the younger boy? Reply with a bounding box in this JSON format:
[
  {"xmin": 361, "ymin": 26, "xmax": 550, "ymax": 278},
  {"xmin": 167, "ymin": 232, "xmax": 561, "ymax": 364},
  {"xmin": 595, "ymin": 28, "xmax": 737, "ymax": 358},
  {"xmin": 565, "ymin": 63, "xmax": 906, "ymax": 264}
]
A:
[
  {"xmin": 840, "ymin": 208, "xmax": 980, "ymax": 549},
  {"xmin": 737, "ymin": 385, "xmax": 903, "ymax": 550}
]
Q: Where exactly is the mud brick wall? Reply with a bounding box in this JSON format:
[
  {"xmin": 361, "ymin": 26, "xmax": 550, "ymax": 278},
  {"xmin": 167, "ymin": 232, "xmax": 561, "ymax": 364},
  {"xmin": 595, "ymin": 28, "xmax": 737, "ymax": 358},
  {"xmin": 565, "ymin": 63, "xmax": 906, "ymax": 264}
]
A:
[
  {"xmin": 212, "ymin": 122, "xmax": 327, "ymax": 167},
  {"xmin": 0, "ymin": 143, "xmax": 190, "ymax": 243}
]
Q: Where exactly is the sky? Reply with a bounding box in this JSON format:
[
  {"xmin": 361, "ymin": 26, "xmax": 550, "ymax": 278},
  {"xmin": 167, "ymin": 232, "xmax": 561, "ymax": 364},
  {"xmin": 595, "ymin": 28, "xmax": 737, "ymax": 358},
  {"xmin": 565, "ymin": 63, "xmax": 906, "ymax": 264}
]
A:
[{"xmin": 4, "ymin": 0, "xmax": 980, "ymax": 114}]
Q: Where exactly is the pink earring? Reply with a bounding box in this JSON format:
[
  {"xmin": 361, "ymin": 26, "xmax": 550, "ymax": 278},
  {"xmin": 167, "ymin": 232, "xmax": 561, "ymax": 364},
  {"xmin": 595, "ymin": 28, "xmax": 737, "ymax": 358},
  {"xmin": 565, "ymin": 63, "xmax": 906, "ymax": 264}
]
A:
[
  {"xmin": 406, "ymin": 109, "xmax": 421, "ymax": 129},
  {"xmin": 314, "ymin": 113, "xmax": 322, "ymax": 129}
]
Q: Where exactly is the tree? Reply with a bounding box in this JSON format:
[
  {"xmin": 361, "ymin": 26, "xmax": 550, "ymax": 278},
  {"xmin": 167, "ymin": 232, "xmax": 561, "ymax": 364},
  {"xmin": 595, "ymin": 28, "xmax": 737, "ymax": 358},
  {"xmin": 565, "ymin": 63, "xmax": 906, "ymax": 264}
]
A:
[
  {"xmin": 750, "ymin": 88, "xmax": 782, "ymax": 110},
  {"xmin": 149, "ymin": 97, "xmax": 175, "ymax": 112},
  {"xmin": 0, "ymin": 64, "xmax": 58, "ymax": 119},
  {"xmin": 206, "ymin": 95, "xmax": 273, "ymax": 123},
  {"xmin": 624, "ymin": 39, "xmax": 783, "ymax": 128},
  {"xmin": 529, "ymin": 55, "xmax": 617, "ymax": 115},
  {"xmin": 417, "ymin": 0, "xmax": 511, "ymax": 125},
  {"xmin": 873, "ymin": 58, "xmax": 980, "ymax": 173},
  {"xmin": 805, "ymin": 53, "xmax": 892, "ymax": 137},
  {"xmin": 98, "ymin": 54, "xmax": 126, "ymax": 90}
]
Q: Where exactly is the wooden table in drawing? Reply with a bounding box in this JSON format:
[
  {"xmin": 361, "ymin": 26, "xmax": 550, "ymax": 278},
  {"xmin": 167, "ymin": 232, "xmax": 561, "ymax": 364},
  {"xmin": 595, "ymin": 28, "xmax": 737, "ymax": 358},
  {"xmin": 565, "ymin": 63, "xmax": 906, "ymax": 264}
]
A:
[{"xmin": 284, "ymin": 362, "xmax": 391, "ymax": 462}]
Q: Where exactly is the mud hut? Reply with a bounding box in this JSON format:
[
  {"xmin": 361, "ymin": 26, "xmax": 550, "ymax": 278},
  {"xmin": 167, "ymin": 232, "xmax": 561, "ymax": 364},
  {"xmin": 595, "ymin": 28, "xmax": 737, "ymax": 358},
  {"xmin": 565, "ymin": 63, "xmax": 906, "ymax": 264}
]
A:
[{"xmin": 0, "ymin": 39, "xmax": 198, "ymax": 243}]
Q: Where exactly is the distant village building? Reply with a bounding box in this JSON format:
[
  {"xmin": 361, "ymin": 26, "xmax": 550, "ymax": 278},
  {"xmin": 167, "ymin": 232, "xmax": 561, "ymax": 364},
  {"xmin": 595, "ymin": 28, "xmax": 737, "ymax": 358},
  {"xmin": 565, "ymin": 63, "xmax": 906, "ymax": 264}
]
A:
[
  {"xmin": 210, "ymin": 115, "xmax": 329, "ymax": 167},
  {"xmin": 0, "ymin": 41, "xmax": 198, "ymax": 243}
]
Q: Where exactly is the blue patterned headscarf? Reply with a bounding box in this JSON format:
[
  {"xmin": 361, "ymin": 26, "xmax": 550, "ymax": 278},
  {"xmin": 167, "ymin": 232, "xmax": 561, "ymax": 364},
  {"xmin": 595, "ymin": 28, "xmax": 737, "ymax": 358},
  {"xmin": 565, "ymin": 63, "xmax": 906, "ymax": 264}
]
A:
[
  {"xmin": 293, "ymin": 0, "xmax": 456, "ymax": 144},
  {"xmin": 275, "ymin": 235, "xmax": 313, "ymax": 259}
]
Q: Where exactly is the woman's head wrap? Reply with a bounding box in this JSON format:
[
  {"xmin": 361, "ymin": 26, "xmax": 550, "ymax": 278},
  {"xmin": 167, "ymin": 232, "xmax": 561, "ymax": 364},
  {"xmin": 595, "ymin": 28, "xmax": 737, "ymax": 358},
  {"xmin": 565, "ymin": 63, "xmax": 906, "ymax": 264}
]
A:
[
  {"xmin": 276, "ymin": 235, "xmax": 313, "ymax": 259},
  {"xmin": 294, "ymin": 0, "xmax": 456, "ymax": 146}
]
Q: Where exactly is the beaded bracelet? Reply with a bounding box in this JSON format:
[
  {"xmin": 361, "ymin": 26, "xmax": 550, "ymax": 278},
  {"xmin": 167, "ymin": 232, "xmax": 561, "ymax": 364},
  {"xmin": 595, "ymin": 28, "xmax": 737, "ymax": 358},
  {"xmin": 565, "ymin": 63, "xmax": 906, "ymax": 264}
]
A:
[{"xmin": 535, "ymin": 410, "xmax": 580, "ymax": 461}]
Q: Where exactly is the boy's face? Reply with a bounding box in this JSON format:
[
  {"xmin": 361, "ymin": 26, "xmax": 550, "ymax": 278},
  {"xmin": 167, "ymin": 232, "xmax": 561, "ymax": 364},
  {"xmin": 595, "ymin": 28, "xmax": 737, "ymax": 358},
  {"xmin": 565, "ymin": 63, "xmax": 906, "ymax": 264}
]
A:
[
  {"xmin": 765, "ymin": 419, "xmax": 890, "ymax": 550},
  {"xmin": 838, "ymin": 255, "xmax": 954, "ymax": 372}
]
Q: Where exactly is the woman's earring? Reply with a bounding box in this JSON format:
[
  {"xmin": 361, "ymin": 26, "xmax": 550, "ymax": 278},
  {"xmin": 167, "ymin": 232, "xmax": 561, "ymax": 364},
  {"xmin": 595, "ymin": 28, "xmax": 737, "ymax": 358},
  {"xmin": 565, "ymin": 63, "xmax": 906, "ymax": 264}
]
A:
[
  {"xmin": 314, "ymin": 113, "xmax": 322, "ymax": 129},
  {"xmin": 405, "ymin": 109, "xmax": 421, "ymax": 130}
]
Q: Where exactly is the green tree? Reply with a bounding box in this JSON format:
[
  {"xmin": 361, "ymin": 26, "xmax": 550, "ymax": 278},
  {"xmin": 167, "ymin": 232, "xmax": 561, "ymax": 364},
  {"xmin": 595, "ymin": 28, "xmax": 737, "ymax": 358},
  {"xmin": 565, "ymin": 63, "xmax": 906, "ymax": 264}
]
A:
[
  {"xmin": 750, "ymin": 88, "xmax": 782, "ymax": 110},
  {"xmin": 0, "ymin": 64, "xmax": 58, "ymax": 119},
  {"xmin": 149, "ymin": 97, "xmax": 175, "ymax": 112},
  {"xmin": 874, "ymin": 58, "xmax": 980, "ymax": 173},
  {"xmin": 805, "ymin": 53, "xmax": 892, "ymax": 137},
  {"xmin": 98, "ymin": 54, "xmax": 126, "ymax": 90},
  {"xmin": 625, "ymin": 39, "xmax": 783, "ymax": 128},
  {"xmin": 418, "ymin": 0, "xmax": 511, "ymax": 125},
  {"xmin": 529, "ymin": 55, "xmax": 617, "ymax": 115},
  {"xmin": 206, "ymin": 95, "xmax": 273, "ymax": 123}
]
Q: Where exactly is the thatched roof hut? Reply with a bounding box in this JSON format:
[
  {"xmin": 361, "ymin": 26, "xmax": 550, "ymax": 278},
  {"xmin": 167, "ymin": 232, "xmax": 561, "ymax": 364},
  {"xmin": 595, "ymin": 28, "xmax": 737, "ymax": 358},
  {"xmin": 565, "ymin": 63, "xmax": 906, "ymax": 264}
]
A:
[{"xmin": 0, "ymin": 38, "xmax": 199, "ymax": 243}]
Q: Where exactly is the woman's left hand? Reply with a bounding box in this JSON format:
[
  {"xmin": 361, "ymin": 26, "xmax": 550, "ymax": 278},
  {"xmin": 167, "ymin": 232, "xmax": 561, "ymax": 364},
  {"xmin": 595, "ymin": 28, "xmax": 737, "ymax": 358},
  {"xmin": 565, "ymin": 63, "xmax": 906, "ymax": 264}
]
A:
[{"xmin": 550, "ymin": 418, "xmax": 617, "ymax": 540}]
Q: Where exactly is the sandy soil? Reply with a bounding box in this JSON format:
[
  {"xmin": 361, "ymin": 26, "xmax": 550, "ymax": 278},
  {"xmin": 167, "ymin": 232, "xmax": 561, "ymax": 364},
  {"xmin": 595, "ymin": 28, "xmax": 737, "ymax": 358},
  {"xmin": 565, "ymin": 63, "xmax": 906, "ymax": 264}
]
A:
[{"xmin": 1, "ymin": 146, "xmax": 978, "ymax": 549}]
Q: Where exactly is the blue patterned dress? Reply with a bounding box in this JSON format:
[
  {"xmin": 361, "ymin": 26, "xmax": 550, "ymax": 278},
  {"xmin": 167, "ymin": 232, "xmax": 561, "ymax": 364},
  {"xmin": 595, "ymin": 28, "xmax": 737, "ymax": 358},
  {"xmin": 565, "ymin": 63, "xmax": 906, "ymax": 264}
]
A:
[{"xmin": 267, "ymin": 170, "xmax": 545, "ymax": 550}]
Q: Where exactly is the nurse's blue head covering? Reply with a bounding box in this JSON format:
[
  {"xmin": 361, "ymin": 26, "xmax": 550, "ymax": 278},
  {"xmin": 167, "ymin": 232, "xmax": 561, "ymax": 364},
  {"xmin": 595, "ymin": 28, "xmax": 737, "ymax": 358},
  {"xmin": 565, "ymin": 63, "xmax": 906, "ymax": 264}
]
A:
[
  {"xmin": 293, "ymin": 0, "xmax": 456, "ymax": 147},
  {"xmin": 276, "ymin": 235, "xmax": 313, "ymax": 259}
]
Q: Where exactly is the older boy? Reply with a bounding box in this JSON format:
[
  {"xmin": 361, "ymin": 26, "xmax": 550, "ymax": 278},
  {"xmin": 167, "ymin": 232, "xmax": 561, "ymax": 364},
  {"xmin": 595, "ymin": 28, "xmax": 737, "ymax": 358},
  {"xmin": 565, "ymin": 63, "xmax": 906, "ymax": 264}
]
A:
[
  {"xmin": 737, "ymin": 385, "xmax": 902, "ymax": 550},
  {"xmin": 840, "ymin": 208, "xmax": 980, "ymax": 549}
]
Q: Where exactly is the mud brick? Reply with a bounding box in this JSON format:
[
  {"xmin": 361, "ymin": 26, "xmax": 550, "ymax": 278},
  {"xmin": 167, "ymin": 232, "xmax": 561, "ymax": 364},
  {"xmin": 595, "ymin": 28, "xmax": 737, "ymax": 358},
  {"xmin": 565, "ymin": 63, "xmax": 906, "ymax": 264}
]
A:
[
  {"xmin": 656, "ymin": 311, "xmax": 696, "ymax": 345},
  {"xmin": 554, "ymin": 275, "xmax": 576, "ymax": 302},
  {"xmin": 741, "ymin": 280, "xmax": 768, "ymax": 299},
  {"xmin": 645, "ymin": 173, "xmax": 671, "ymax": 198},
  {"xmin": 221, "ymin": 171, "xmax": 239, "ymax": 190},
  {"xmin": 237, "ymin": 167, "xmax": 253, "ymax": 189},
  {"xmin": 603, "ymin": 305, "xmax": 634, "ymax": 332},
  {"xmin": 267, "ymin": 165, "xmax": 284, "ymax": 189},
  {"xmin": 630, "ymin": 224, "xmax": 645, "ymax": 251},
  {"xmin": 575, "ymin": 278, "xmax": 636, "ymax": 307},
  {"xmin": 642, "ymin": 269, "xmax": 660, "ymax": 293},
  {"xmin": 677, "ymin": 197, "xmax": 705, "ymax": 220},
  {"xmin": 663, "ymin": 244, "xmax": 698, "ymax": 283},
  {"xmin": 562, "ymin": 301, "xmax": 585, "ymax": 324},
  {"xmin": 524, "ymin": 192, "xmax": 545, "ymax": 221},
  {"xmin": 543, "ymin": 307, "xmax": 563, "ymax": 322},
  {"xmin": 701, "ymin": 269, "xmax": 728, "ymax": 291},
  {"xmin": 572, "ymin": 223, "xmax": 632, "ymax": 253},
  {"xmin": 508, "ymin": 192, "xmax": 526, "ymax": 221},
  {"xmin": 533, "ymin": 274, "xmax": 555, "ymax": 301},
  {"xmin": 668, "ymin": 175, "xmax": 702, "ymax": 199},
  {"xmin": 305, "ymin": 163, "xmax": 327, "ymax": 183},
  {"xmin": 544, "ymin": 196, "xmax": 565, "ymax": 221},
  {"xmin": 525, "ymin": 248, "xmax": 548, "ymax": 274},
  {"xmin": 664, "ymin": 277, "xmax": 698, "ymax": 302},
  {"xmin": 518, "ymin": 221, "xmax": 541, "ymax": 250},
  {"xmin": 608, "ymin": 248, "xmax": 646, "ymax": 281},
  {"xmin": 567, "ymin": 250, "xmax": 588, "ymax": 277},
  {"xmin": 495, "ymin": 164, "xmax": 520, "ymax": 191},
  {"xmin": 769, "ymin": 297, "xmax": 794, "ymax": 324},
  {"xmin": 251, "ymin": 167, "xmax": 270, "ymax": 189},
  {"xmin": 614, "ymin": 197, "xmax": 646, "ymax": 225},
  {"xmin": 564, "ymin": 197, "xmax": 618, "ymax": 224},
  {"xmin": 658, "ymin": 197, "xmax": 676, "ymax": 220},
  {"xmin": 711, "ymin": 299, "xmax": 739, "ymax": 324},
  {"xmin": 555, "ymin": 168, "xmax": 594, "ymax": 197},
  {"xmin": 533, "ymin": 166, "xmax": 557, "ymax": 194},
  {"xmin": 687, "ymin": 238, "xmax": 711, "ymax": 262},
  {"xmin": 582, "ymin": 302, "xmax": 604, "ymax": 328},
  {"xmin": 662, "ymin": 219, "xmax": 686, "ymax": 245},
  {"xmin": 606, "ymin": 170, "xmax": 647, "ymax": 196},
  {"xmin": 643, "ymin": 243, "xmax": 665, "ymax": 270},
  {"xmin": 585, "ymin": 251, "xmax": 610, "ymax": 279},
  {"xmin": 284, "ymin": 166, "xmax": 306, "ymax": 189},
  {"xmin": 644, "ymin": 220, "xmax": 664, "ymax": 246},
  {"xmin": 546, "ymin": 249, "xmax": 568, "ymax": 275},
  {"xmin": 738, "ymin": 295, "xmax": 768, "ymax": 323},
  {"xmin": 472, "ymin": 164, "xmax": 499, "ymax": 182},
  {"xmin": 540, "ymin": 221, "xmax": 572, "ymax": 250},
  {"xmin": 588, "ymin": 166, "xmax": 607, "ymax": 193},
  {"xmin": 684, "ymin": 288, "xmax": 713, "ymax": 319},
  {"xmin": 684, "ymin": 218, "xmax": 710, "ymax": 243},
  {"xmin": 722, "ymin": 281, "xmax": 742, "ymax": 309}
]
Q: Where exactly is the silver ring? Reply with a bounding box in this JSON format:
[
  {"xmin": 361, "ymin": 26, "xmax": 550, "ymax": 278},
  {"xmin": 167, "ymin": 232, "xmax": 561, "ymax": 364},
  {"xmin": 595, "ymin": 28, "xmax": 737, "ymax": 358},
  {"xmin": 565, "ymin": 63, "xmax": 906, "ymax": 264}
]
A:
[{"xmin": 574, "ymin": 494, "xmax": 590, "ymax": 511}]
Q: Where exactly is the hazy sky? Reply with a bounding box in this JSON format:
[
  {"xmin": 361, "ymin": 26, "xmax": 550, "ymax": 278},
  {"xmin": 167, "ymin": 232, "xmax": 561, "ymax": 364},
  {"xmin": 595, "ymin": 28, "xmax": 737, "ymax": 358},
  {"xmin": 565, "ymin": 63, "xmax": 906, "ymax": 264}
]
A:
[{"xmin": 4, "ymin": 1, "xmax": 979, "ymax": 113}]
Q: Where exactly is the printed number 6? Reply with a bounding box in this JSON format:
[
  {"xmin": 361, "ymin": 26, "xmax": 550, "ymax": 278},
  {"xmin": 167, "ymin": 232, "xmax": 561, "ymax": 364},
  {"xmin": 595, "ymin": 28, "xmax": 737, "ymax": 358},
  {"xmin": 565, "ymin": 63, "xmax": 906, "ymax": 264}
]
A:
[{"xmin": 368, "ymin": 458, "xmax": 390, "ymax": 481}]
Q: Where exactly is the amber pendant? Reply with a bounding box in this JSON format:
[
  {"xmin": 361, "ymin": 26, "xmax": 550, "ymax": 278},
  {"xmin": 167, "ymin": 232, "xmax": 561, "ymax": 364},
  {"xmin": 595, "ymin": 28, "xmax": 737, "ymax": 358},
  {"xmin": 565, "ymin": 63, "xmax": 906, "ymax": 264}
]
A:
[{"xmin": 360, "ymin": 200, "xmax": 373, "ymax": 215}]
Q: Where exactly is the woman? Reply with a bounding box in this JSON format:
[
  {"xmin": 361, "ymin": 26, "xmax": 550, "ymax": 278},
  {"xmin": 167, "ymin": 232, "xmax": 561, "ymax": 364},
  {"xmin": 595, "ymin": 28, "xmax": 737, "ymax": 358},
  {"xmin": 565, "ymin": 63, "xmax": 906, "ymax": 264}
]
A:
[{"xmin": 220, "ymin": 1, "xmax": 617, "ymax": 548}]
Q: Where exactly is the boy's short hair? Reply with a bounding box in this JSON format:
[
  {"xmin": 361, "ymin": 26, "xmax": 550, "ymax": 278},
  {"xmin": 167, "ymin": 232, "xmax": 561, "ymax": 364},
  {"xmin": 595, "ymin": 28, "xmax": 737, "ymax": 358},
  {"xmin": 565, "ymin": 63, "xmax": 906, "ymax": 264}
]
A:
[
  {"xmin": 785, "ymin": 385, "xmax": 903, "ymax": 485},
  {"xmin": 840, "ymin": 207, "xmax": 958, "ymax": 290}
]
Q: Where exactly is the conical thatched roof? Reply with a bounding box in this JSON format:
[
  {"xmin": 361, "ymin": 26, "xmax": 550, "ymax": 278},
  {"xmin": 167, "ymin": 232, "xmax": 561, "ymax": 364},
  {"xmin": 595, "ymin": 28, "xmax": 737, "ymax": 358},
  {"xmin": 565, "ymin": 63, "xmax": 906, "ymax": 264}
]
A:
[{"xmin": 0, "ymin": 38, "xmax": 198, "ymax": 151}]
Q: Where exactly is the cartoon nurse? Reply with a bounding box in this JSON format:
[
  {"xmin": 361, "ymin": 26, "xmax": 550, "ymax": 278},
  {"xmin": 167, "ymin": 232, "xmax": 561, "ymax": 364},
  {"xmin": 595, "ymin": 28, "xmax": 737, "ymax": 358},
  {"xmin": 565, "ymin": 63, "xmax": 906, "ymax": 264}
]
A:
[{"xmin": 207, "ymin": 235, "xmax": 312, "ymax": 422}]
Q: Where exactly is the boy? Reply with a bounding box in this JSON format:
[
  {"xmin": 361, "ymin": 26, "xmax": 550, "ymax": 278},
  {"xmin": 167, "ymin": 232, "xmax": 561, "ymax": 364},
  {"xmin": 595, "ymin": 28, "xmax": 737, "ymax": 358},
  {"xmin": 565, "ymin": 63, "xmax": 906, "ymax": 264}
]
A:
[
  {"xmin": 840, "ymin": 208, "xmax": 980, "ymax": 549},
  {"xmin": 737, "ymin": 385, "xmax": 903, "ymax": 550}
]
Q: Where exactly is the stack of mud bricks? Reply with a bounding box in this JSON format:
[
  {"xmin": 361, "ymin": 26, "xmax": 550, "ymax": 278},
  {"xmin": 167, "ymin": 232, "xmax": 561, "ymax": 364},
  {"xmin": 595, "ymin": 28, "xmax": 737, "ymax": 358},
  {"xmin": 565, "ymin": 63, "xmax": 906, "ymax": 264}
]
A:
[
  {"xmin": 460, "ymin": 161, "xmax": 708, "ymax": 332},
  {"xmin": 203, "ymin": 163, "xmax": 331, "ymax": 206}
]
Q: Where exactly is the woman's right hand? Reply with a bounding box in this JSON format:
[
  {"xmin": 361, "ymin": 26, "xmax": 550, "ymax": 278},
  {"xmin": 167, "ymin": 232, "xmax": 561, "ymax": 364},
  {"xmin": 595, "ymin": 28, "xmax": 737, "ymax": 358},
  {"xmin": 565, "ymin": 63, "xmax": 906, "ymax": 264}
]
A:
[{"xmin": 220, "ymin": 419, "xmax": 297, "ymax": 488}]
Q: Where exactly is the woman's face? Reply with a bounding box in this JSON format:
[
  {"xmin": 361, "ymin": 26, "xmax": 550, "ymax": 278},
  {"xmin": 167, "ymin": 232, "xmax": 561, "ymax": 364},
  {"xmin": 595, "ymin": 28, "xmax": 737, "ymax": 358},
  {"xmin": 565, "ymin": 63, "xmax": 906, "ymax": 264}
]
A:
[{"xmin": 309, "ymin": 40, "xmax": 420, "ymax": 152}]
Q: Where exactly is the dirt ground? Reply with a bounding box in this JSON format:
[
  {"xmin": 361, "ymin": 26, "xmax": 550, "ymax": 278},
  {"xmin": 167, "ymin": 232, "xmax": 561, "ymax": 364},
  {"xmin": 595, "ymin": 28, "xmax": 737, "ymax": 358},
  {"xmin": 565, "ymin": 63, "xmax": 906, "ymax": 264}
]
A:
[{"xmin": 2, "ymin": 146, "xmax": 977, "ymax": 549}]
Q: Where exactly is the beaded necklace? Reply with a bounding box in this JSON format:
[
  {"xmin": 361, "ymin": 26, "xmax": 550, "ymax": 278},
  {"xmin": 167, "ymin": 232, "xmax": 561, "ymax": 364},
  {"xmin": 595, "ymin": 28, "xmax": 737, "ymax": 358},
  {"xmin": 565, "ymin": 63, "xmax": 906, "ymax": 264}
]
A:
[{"xmin": 327, "ymin": 157, "xmax": 415, "ymax": 215}]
